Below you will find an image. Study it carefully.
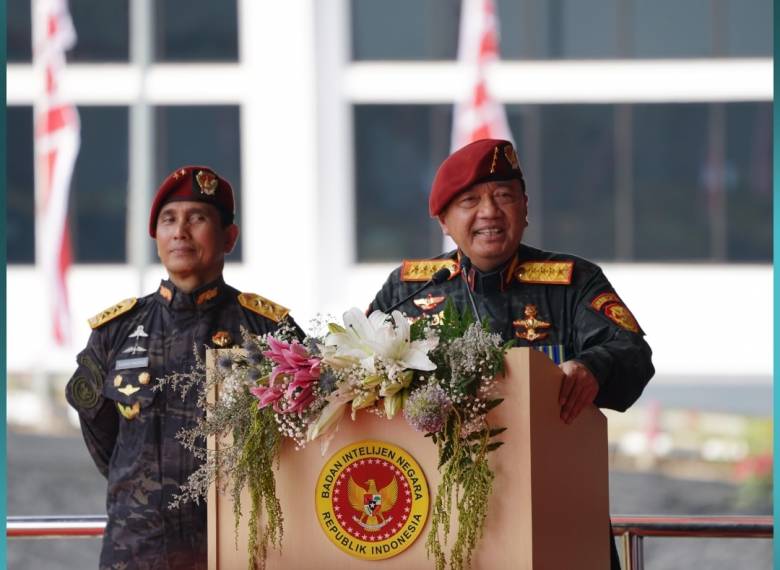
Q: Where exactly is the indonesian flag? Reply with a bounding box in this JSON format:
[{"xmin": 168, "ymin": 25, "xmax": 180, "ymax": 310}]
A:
[
  {"xmin": 451, "ymin": 0, "xmax": 513, "ymax": 151},
  {"xmin": 33, "ymin": 0, "xmax": 80, "ymax": 347}
]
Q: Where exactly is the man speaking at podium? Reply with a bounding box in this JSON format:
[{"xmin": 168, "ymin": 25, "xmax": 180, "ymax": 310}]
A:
[
  {"xmin": 369, "ymin": 138, "xmax": 654, "ymax": 568},
  {"xmin": 65, "ymin": 167, "xmax": 294, "ymax": 569}
]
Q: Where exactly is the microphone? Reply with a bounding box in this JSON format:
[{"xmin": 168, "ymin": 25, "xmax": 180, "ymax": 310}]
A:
[
  {"xmin": 459, "ymin": 257, "xmax": 482, "ymax": 323},
  {"xmin": 386, "ymin": 267, "xmax": 452, "ymax": 313}
]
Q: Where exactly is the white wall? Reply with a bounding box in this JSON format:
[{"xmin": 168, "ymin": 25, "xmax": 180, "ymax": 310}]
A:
[{"xmin": 7, "ymin": 263, "xmax": 772, "ymax": 384}]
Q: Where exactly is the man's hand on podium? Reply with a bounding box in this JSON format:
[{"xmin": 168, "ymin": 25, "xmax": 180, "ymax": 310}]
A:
[{"xmin": 558, "ymin": 360, "xmax": 599, "ymax": 424}]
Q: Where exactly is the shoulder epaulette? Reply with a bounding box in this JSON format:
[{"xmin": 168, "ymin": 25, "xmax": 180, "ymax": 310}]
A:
[
  {"xmin": 400, "ymin": 259, "xmax": 459, "ymax": 282},
  {"xmin": 88, "ymin": 298, "xmax": 138, "ymax": 329},
  {"xmin": 516, "ymin": 261, "xmax": 574, "ymax": 285},
  {"xmin": 238, "ymin": 293, "xmax": 289, "ymax": 323}
]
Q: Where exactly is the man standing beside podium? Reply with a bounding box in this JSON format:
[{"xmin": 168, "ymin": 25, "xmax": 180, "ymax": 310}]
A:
[
  {"xmin": 65, "ymin": 166, "xmax": 295, "ymax": 569},
  {"xmin": 368, "ymin": 138, "xmax": 654, "ymax": 568}
]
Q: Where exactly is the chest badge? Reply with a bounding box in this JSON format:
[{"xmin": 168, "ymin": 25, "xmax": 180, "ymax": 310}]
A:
[
  {"xmin": 123, "ymin": 325, "xmax": 149, "ymax": 355},
  {"xmin": 413, "ymin": 294, "xmax": 446, "ymax": 312},
  {"xmin": 212, "ymin": 330, "xmax": 233, "ymax": 348},
  {"xmin": 513, "ymin": 304, "xmax": 551, "ymax": 342}
]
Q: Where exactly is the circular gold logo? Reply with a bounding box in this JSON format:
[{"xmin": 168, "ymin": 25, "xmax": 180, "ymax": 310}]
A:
[{"xmin": 315, "ymin": 440, "xmax": 429, "ymax": 560}]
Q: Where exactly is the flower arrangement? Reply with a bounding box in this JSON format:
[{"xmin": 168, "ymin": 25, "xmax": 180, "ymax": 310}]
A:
[{"xmin": 160, "ymin": 301, "xmax": 512, "ymax": 570}]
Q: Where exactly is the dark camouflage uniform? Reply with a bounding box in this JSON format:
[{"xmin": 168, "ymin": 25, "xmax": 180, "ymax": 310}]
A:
[
  {"xmin": 370, "ymin": 245, "xmax": 653, "ymax": 569},
  {"xmin": 66, "ymin": 277, "xmax": 293, "ymax": 570},
  {"xmin": 369, "ymin": 244, "xmax": 653, "ymax": 411}
]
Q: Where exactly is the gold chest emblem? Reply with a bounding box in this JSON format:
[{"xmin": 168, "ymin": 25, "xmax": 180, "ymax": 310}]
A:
[{"xmin": 512, "ymin": 304, "xmax": 552, "ymax": 342}]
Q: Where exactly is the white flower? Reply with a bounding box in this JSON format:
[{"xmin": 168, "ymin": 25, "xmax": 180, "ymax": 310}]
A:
[{"xmin": 324, "ymin": 308, "xmax": 438, "ymax": 376}]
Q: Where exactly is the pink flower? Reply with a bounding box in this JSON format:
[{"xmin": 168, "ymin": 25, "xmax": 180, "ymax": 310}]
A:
[
  {"xmin": 250, "ymin": 338, "xmax": 322, "ymax": 414},
  {"xmin": 249, "ymin": 384, "xmax": 284, "ymax": 409}
]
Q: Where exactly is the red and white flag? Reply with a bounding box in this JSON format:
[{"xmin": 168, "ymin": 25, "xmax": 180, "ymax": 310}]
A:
[
  {"xmin": 451, "ymin": 0, "xmax": 513, "ymax": 151},
  {"xmin": 33, "ymin": 0, "xmax": 80, "ymax": 347}
]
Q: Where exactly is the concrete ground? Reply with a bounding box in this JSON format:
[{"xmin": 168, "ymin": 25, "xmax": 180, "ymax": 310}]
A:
[{"xmin": 7, "ymin": 429, "xmax": 772, "ymax": 569}]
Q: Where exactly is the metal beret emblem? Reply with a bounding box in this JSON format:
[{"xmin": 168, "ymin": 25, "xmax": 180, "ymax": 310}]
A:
[
  {"xmin": 196, "ymin": 170, "xmax": 219, "ymax": 195},
  {"xmin": 504, "ymin": 144, "xmax": 520, "ymax": 170}
]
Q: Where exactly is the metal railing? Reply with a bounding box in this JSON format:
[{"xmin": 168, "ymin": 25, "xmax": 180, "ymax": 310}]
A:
[
  {"xmin": 8, "ymin": 514, "xmax": 773, "ymax": 569},
  {"xmin": 612, "ymin": 515, "xmax": 773, "ymax": 570}
]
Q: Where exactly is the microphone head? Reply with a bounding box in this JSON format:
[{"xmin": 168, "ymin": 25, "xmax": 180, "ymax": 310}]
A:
[
  {"xmin": 431, "ymin": 267, "xmax": 452, "ymax": 284},
  {"xmin": 459, "ymin": 256, "xmax": 472, "ymax": 272}
]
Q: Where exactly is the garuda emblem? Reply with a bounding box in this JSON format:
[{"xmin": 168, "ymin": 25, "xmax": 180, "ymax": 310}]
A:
[{"xmin": 348, "ymin": 477, "xmax": 398, "ymax": 531}]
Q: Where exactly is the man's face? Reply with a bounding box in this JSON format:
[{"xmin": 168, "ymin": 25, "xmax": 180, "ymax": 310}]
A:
[
  {"xmin": 438, "ymin": 179, "xmax": 527, "ymax": 272},
  {"xmin": 155, "ymin": 201, "xmax": 238, "ymax": 290}
]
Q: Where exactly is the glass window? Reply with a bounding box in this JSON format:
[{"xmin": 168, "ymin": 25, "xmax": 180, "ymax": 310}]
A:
[
  {"xmin": 525, "ymin": 104, "xmax": 616, "ymax": 260},
  {"xmin": 7, "ymin": 106, "xmax": 130, "ymax": 264},
  {"xmin": 723, "ymin": 0, "xmax": 773, "ymax": 57},
  {"xmin": 632, "ymin": 104, "xmax": 711, "ymax": 260},
  {"xmin": 499, "ymin": 0, "xmax": 622, "ymax": 60},
  {"xmin": 353, "ymin": 105, "xmax": 452, "ymax": 262},
  {"xmin": 71, "ymin": 107, "xmax": 129, "ymax": 262},
  {"xmin": 7, "ymin": 0, "xmax": 129, "ymax": 63},
  {"xmin": 724, "ymin": 103, "xmax": 772, "ymax": 261},
  {"xmin": 632, "ymin": 0, "xmax": 713, "ymax": 58},
  {"xmin": 7, "ymin": 0, "xmax": 32, "ymax": 63},
  {"xmin": 351, "ymin": 0, "xmax": 460, "ymax": 60},
  {"xmin": 155, "ymin": 0, "xmax": 238, "ymax": 62},
  {"xmin": 351, "ymin": 0, "xmax": 772, "ymax": 61},
  {"xmin": 7, "ymin": 107, "xmax": 35, "ymax": 263},
  {"xmin": 353, "ymin": 102, "xmax": 771, "ymax": 265},
  {"xmin": 68, "ymin": 0, "xmax": 129, "ymax": 62},
  {"xmin": 154, "ymin": 105, "xmax": 242, "ymax": 260}
]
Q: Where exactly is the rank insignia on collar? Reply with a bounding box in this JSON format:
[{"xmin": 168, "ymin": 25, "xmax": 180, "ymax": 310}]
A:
[
  {"xmin": 513, "ymin": 304, "xmax": 552, "ymax": 342},
  {"xmin": 117, "ymin": 401, "xmax": 140, "ymax": 420},
  {"xmin": 118, "ymin": 385, "xmax": 140, "ymax": 396},
  {"xmin": 212, "ymin": 330, "xmax": 232, "ymax": 347},
  {"xmin": 196, "ymin": 170, "xmax": 218, "ymax": 195},
  {"xmin": 196, "ymin": 287, "xmax": 219, "ymax": 305},
  {"xmin": 159, "ymin": 284, "xmax": 173, "ymax": 301},
  {"xmin": 516, "ymin": 261, "xmax": 573, "ymax": 285},
  {"xmin": 413, "ymin": 294, "xmax": 446, "ymax": 312}
]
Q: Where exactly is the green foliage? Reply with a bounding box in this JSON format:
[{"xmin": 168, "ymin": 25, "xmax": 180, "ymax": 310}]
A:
[
  {"xmin": 426, "ymin": 413, "xmax": 499, "ymax": 570},
  {"xmin": 232, "ymin": 405, "xmax": 283, "ymax": 570}
]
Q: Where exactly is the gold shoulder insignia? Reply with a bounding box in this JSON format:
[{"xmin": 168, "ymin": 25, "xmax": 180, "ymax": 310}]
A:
[
  {"xmin": 238, "ymin": 293, "xmax": 290, "ymax": 323},
  {"xmin": 516, "ymin": 261, "xmax": 574, "ymax": 285},
  {"xmin": 88, "ymin": 298, "xmax": 138, "ymax": 329},
  {"xmin": 401, "ymin": 259, "xmax": 459, "ymax": 282}
]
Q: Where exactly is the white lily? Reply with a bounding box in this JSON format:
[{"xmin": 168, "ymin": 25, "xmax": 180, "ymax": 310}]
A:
[{"xmin": 324, "ymin": 308, "xmax": 439, "ymax": 376}]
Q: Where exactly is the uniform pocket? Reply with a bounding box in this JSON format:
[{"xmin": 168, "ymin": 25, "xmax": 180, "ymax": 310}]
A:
[{"xmin": 102, "ymin": 369, "xmax": 157, "ymax": 409}]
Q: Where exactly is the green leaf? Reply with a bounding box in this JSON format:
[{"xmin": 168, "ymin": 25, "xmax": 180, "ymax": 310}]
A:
[
  {"xmin": 483, "ymin": 398, "xmax": 504, "ymax": 412},
  {"xmin": 486, "ymin": 441, "xmax": 504, "ymax": 452},
  {"xmin": 327, "ymin": 322, "xmax": 346, "ymax": 334}
]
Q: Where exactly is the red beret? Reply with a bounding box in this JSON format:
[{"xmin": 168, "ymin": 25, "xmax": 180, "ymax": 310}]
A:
[
  {"xmin": 429, "ymin": 139, "xmax": 524, "ymax": 216},
  {"xmin": 149, "ymin": 166, "xmax": 235, "ymax": 237}
]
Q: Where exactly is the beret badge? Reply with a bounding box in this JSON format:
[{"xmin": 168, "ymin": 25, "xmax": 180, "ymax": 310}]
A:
[
  {"xmin": 196, "ymin": 170, "xmax": 219, "ymax": 196},
  {"xmin": 504, "ymin": 144, "xmax": 520, "ymax": 170}
]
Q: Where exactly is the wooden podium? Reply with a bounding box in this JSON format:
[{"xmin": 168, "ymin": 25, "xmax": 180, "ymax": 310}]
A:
[{"xmin": 208, "ymin": 347, "xmax": 610, "ymax": 569}]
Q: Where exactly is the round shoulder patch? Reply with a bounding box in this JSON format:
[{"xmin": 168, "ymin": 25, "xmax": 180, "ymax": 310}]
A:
[{"xmin": 315, "ymin": 440, "xmax": 429, "ymax": 560}]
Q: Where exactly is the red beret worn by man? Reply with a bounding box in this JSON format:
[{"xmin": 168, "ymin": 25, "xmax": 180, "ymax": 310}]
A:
[
  {"xmin": 369, "ymin": 139, "xmax": 654, "ymax": 570},
  {"xmin": 66, "ymin": 166, "xmax": 300, "ymax": 569}
]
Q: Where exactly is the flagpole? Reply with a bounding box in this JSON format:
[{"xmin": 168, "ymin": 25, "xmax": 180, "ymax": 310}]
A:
[{"xmin": 128, "ymin": 0, "xmax": 154, "ymax": 296}]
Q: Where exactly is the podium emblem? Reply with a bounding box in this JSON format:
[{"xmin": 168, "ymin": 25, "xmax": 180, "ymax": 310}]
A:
[{"xmin": 315, "ymin": 440, "xmax": 429, "ymax": 560}]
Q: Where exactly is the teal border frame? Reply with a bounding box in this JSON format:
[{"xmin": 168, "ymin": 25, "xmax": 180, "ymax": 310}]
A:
[
  {"xmin": 774, "ymin": 1, "xmax": 778, "ymax": 566},
  {"xmin": 1, "ymin": 0, "xmax": 8, "ymax": 566}
]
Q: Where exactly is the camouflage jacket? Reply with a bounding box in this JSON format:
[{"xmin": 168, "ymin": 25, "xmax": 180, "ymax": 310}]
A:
[
  {"xmin": 368, "ymin": 245, "xmax": 654, "ymax": 412},
  {"xmin": 65, "ymin": 277, "xmax": 295, "ymax": 570}
]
